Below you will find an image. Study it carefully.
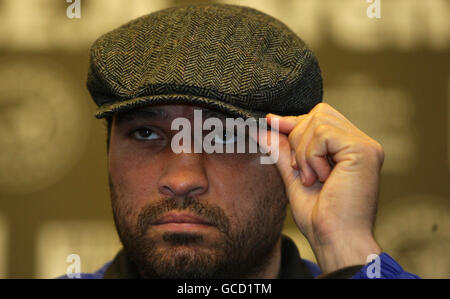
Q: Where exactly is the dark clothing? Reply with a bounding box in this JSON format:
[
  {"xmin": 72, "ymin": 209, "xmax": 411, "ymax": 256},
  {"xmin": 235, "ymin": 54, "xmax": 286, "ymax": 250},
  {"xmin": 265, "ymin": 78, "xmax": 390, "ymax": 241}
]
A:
[{"xmin": 58, "ymin": 235, "xmax": 420, "ymax": 279}]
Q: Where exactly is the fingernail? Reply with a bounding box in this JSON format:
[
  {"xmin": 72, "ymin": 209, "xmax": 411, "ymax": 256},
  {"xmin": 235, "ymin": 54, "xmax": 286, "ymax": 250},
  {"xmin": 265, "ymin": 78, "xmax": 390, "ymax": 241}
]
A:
[
  {"xmin": 300, "ymin": 171, "xmax": 306, "ymax": 184},
  {"xmin": 290, "ymin": 150, "xmax": 296, "ymax": 168}
]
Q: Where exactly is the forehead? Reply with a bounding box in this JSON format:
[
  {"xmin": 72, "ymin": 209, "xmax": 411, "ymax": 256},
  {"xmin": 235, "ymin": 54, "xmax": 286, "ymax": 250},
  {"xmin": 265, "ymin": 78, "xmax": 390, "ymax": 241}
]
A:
[{"xmin": 114, "ymin": 104, "xmax": 230, "ymax": 123}]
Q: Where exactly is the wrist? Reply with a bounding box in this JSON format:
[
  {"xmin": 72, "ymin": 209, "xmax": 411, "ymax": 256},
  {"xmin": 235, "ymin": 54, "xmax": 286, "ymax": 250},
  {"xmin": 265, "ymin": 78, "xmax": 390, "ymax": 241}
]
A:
[{"xmin": 309, "ymin": 232, "xmax": 382, "ymax": 274}]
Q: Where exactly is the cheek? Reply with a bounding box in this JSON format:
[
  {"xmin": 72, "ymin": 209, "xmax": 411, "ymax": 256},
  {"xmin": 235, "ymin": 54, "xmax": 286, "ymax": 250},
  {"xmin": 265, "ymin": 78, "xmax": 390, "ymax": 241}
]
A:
[
  {"xmin": 207, "ymin": 154, "xmax": 286, "ymax": 224},
  {"xmin": 108, "ymin": 139, "xmax": 164, "ymax": 209}
]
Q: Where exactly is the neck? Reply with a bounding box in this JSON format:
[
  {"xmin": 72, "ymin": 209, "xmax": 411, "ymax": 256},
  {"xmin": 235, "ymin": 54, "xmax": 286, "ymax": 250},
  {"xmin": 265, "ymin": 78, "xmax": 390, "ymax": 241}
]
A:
[{"xmin": 247, "ymin": 236, "xmax": 282, "ymax": 279}]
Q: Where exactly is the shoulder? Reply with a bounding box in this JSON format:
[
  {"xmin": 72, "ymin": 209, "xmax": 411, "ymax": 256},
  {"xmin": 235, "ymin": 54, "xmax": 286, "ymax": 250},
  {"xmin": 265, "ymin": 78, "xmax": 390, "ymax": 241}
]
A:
[{"xmin": 302, "ymin": 259, "xmax": 322, "ymax": 277}]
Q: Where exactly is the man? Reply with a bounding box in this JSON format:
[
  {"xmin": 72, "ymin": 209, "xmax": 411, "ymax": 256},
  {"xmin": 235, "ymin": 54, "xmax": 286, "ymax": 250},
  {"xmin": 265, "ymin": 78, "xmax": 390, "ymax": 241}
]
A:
[{"xmin": 71, "ymin": 4, "xmax": 419, "ymax": 279}]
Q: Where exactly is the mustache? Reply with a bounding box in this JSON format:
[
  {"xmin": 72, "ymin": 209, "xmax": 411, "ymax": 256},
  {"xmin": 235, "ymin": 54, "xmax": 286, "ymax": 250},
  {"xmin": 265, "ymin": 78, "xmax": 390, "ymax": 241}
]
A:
[{"xmin": 137, "ymin": 196, "xmax": 231, "ymax": 235}]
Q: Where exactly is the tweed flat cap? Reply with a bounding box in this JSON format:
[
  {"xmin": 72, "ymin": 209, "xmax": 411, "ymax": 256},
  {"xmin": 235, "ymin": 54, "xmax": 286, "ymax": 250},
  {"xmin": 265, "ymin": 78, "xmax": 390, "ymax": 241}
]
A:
[{"xmin": 87, "ymin": 3, "xmax": 322, "ymax": 119}]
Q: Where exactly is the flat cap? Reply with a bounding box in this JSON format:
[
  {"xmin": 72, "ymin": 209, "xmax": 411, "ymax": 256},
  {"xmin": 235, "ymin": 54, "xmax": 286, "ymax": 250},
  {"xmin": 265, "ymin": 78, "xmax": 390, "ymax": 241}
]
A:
[{"xmin": 87, "ymin": 3, "xmax": 322, "ymax": 119}]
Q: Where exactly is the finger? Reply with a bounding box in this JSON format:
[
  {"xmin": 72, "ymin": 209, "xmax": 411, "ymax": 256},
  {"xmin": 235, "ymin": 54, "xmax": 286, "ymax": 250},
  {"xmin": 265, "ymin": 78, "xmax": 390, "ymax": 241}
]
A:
[
  {"xmin": 248, "ymin": 118, "xmax": 274, "ymax": 153},
  {"xmin": 275, "ymin": 134, "xmax": 300, "ymax": 188},
  {"xmin": 305, "ymin": 133, "xmax": 333, "ymax": 183},
  {"xmin": 248, "ymin": 118, "xmax": 283, "ymax": 165},
  {"xmin": 266, "ymin": 113, "xmax": 307, "ymax": 134},
  {"xmin": 267, "ymin": 102, "xmax": 356, "ymax": 137},
  {"xmin": 305, "ymin": 125, "xmax": 363, "ymax": 182},
  {"xmin": 266, "ymin": 114, "xmax": 307, "ymax": 171},
  {"xmin": 288, "ymin": 115, "xmax": 317, "ymax": 186},
  {"xmin": 276, "ymin": 134, "xmax": 324, "ymax": 218},
  {"xmin": 268, "ymin": 106, "xmax": 358, "ymax": 186},
  {"xmin": 291, "ymin": 113, "xmax": 355, "ymax": 186},
  {"xmin": 290, "ymin": 149, "xmax": 299, "ymax": 170},
  {"xmin": 309, "ymin": 103, "xmax": 348, "ymax": 122},
  {"xmin": 308, "ymin": 103, "xmax": 365, "ymax": 136},
  {"xmin": 255, "ymin": 122, "xmax": 305, "ymax": 190}
]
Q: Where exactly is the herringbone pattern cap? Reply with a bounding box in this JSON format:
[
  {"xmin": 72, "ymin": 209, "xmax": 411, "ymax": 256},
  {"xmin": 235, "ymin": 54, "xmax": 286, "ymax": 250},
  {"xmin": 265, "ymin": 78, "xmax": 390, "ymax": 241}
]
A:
[{"xmin": 87, "ymin": 3, "xmax": 323, "ymax": 119}]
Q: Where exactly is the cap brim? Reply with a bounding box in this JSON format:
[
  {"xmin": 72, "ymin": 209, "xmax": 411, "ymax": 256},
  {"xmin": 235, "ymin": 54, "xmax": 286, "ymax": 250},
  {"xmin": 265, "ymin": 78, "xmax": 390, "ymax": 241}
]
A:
[{"xmin": 95, "ymin": 94, "xmax": 268, "ymax": 120}]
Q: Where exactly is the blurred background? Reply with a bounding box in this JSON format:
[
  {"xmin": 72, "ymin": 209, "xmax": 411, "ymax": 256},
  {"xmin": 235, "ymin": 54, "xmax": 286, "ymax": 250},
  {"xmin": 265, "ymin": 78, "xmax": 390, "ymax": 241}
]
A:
[{"xmin": 0, "ymin": 0, "xmax": 448, "ymax": 278}]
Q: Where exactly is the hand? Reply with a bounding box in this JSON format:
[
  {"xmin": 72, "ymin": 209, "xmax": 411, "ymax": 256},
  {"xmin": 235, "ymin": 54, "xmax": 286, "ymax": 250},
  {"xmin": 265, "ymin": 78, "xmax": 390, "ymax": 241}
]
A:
[{"xmin": 266, "ymin": 103, "xmax": 384, "ymax": 273}]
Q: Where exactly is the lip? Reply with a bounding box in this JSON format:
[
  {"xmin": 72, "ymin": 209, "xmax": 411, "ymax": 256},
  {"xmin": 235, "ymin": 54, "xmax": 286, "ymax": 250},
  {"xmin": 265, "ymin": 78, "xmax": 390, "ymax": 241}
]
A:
[{"xmin": 152, "ymin": 212, "xmax": 212, "ymax": 226}]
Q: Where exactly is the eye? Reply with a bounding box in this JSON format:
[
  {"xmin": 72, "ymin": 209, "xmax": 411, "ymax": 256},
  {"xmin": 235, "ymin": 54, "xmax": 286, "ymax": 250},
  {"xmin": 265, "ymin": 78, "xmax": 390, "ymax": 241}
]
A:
[
  {"xmin": 132, "ymin": 127, "xmax": 160, "ymax": 141},
  {"xmin": 214, "ymin": 129, "xmax": 238, "ymax": 145}
]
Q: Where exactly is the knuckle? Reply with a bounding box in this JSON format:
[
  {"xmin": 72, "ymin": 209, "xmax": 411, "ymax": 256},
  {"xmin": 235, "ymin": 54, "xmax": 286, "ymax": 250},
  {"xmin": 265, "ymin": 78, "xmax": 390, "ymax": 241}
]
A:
[
  {"xmin": 373, "ymin": 141, "xmax": 385, "ymax": 163},
  {"xmin": 362, "ymin": 141, "xmax": 385, "ymax": 165},
  {"xmin": 314, "ymin": 124, "xmax": 331, "ymax": 138},
  {"xmin": 314, "ymin": 102, "xmax": 329, "ymax": 111},
  {"xmin": 311, "ymin": 112, "xmax": 327, "ymax": 124}
]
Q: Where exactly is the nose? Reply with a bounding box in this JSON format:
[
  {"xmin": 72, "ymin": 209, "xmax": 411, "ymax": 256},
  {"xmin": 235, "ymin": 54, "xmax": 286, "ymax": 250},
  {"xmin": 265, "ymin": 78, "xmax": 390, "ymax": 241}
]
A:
[{"xmin": 158, "ymin": 152, "xmax": 209, "ymax": 198}]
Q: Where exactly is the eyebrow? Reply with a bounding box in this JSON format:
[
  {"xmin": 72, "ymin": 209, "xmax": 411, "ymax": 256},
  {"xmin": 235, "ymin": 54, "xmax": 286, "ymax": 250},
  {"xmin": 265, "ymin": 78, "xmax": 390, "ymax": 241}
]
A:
[
  {"xmin": 115, "ymin": 108, "xmax": 168, "ymax": 124},
  {"xmin": 203, "ymin": 109, "xmax": 229, "ymax": 120}
]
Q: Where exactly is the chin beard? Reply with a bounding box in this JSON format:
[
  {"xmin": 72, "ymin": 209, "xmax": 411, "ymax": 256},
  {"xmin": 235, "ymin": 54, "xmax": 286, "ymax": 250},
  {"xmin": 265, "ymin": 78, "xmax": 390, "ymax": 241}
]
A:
[
  {"xmin": 130, "ymin": 232, "xmax": 237, "ymax": 279},
  {"xmin": 120, "ymin": 227, "xmax": 280, "ymax": 279}
]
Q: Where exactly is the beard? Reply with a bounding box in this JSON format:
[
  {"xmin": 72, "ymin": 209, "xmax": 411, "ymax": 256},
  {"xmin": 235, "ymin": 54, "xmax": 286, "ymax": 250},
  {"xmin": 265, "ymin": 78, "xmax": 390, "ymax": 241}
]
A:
[{"xmin": 109, "ymin": 178, "xmax": 287, "ymax": 279}]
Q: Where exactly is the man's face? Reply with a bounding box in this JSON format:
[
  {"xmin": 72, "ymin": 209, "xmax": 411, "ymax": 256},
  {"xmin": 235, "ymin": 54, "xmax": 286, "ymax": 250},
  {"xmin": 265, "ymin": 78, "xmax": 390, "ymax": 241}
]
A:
[{"xmin": 108, "ymin": 104, "xmax": 288, "ymax": 278}]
